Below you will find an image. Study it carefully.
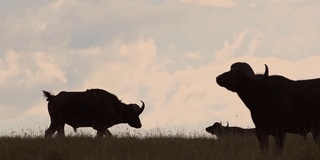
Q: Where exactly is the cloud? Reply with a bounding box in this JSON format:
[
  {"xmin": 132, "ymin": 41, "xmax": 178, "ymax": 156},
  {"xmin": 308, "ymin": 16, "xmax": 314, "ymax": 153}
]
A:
[
  {"xmin": 0, "ymin": 50, "xmax": 67, "ymax": 89},
  {"xmin": 214, "ymin": 30, "xmax": 248, "ymax": 61},
  {"xmin": 214, "ymin": 28, "xmax": 265, "ymax": 62},
  {"xmin": 180, "ymin": 0, "xmax": 237, "ymax": 7},
  {"xmin": 50, "ymin": 0, "xmax": 68, "ymax": 10},
  {"xmin": 0, "ymin": 51, "xmax": 20, "ymax": 86},
  {"xmin": 81, "ymin": 37, "xmax": 160, "ymax": 100},
  {"xmin": 183, "ymin": 50, "xmax": 202, "ymax": 60},
  {"xmin": 25, "ymin": 52, "xmax": 68, "ymax": 88}
]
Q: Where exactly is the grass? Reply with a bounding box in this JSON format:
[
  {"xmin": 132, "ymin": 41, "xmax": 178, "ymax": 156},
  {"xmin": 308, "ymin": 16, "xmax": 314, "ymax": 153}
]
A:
[{"xmin": 0, "ymin": 130, "xmax": 319, "ymax": 160}]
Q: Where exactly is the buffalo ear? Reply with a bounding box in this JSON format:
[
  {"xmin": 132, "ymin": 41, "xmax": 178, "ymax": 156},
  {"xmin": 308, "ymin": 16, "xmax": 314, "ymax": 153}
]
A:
[{"xmin": 235, "ymin": 63, "xmax": 269, "ymax": 81}]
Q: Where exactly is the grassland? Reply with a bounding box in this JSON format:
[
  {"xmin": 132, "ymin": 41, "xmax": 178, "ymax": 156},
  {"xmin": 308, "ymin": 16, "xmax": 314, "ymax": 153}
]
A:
[{"xmin": 0, "ymin": 131, "xmax": 319, "ymax": 160}]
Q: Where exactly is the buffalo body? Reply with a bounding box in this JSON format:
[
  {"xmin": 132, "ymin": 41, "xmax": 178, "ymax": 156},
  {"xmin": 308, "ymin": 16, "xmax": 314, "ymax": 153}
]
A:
[
  {"xmin": 43, "ymin": 89, "xmax": 145, "ymax": 137},
  {"xmin": 216, "ymin": 62, "xmax": 320, "ymax": 151}
]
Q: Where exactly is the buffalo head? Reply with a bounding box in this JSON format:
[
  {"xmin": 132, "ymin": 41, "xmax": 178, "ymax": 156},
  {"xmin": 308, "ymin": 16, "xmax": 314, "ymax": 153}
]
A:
[
  {"xmin": 122, "ymin": 100, "xmax": 145, "ymax": 128},
  {"xmin": 216, "ymin": 62, "xmax": 268, "ymax": 92},
  {"xmin": 206, "ymin": 122, "xmax": 229, "ymax": 136}
]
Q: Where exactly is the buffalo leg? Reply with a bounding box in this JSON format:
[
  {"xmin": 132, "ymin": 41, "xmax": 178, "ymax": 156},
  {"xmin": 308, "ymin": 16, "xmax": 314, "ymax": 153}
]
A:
[
  {"xmin": 45, "ymin": 123, "xmax": 58, "ymax": 138},
  {"xmin": 312, "ymin": 130, "xmax": 320, "ymax": 147},
  {"xmin": 57, "ymin": 123, "xmax": 65, "ymax": 137},
  {"xmin": 96, "ymin": 129, "xmax": 112, "ymax": 137},
  {"xmin": 105, "ymin": 129, "xmax": 112, "ymax": 137},
  {"xmin": 256, "ymin": 130, "xmax": 269, "ymax": 151},
  {"xmin": 274, "ymin": 132, "xmax": 286, "ymax": 153}
]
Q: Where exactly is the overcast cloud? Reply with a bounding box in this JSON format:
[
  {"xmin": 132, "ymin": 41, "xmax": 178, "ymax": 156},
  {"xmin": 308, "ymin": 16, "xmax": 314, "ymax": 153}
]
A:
[{"xmin": 1, "ymin": 0, "xmax": 320, "ymax": 135}]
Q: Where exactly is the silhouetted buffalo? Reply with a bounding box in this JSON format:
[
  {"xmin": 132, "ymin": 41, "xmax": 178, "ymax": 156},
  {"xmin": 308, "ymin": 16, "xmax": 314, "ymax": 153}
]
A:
[
  {"xmin": 43, "ymin": 89, "xmax": 145, "ymax": 137},
  {"xmin": 216, "ymin": 62, "xmax": 320, "ymax": 151},
  {"xmin": 206, "ymin": 122, "xmax": 255, "ymax": 137}
]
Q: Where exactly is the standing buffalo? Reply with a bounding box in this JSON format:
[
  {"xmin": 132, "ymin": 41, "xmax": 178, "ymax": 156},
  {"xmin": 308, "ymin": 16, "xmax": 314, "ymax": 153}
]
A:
[
  {"xmin": 43, "ymin": 89, "xmax": 145, "ymax": 137},
  {"xmin": 206, "ymin": 122, "xmax": 255, "ymax": 137},
  {"xmin": 216, "ymin": 62, "xmax": 320, "ymax": 151}
]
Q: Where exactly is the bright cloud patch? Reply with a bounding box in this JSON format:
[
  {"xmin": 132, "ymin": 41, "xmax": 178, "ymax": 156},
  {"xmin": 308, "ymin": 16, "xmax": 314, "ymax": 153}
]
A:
[
  {"xmin": 180, "ymin": 0, "xmax": 237, "ymax": 7},
  {"xmin": 0, "ymin": 50, "xmax": 67, "ymax": 89}
]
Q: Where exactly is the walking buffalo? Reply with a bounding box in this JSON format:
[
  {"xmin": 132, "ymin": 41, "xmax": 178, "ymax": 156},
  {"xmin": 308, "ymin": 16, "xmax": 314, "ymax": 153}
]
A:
[
  {"xmin": 43, "ymin": 89, "xmax": 145, "ymax": 137},
  {"xmin": 206, "ymin": 122, "xmax": 255, "ymax": 137},
  {"xmin": 216, "ymin": 62, "xmax": 320, "ymax": 151}
]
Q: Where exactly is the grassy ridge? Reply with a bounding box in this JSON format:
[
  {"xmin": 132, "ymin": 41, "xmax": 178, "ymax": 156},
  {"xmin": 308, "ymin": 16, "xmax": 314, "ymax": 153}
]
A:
[{"xmin": 0, "ymin": 134, "xmax": 319, "ymax": 160}]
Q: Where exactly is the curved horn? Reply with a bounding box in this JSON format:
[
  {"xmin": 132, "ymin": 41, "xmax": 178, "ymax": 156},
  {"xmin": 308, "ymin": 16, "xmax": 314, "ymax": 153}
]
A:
[
  {"xmin": 136, "ymin": 100, "xmax": 145, "ymax": 115},
  {"xmin": 237, "ymin": 63, "xmax": 268, "ymax": 81},
  {"xmin": 261, "ymin": 64, "xmax": 269, "ymax": 79}
]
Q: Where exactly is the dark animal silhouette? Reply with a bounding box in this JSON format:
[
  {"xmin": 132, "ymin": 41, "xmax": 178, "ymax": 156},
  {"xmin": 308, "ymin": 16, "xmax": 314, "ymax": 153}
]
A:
[
  {"xmin": 216, "ymin": 62, "xmax": 320, "ymax": 151},
  {"xmin": 43, "ymin": 89, "xmax": 145, "ymax": 138},
  {"xmin": 206, "ymin": 122, "xmax": 255, "ymax": 137}
]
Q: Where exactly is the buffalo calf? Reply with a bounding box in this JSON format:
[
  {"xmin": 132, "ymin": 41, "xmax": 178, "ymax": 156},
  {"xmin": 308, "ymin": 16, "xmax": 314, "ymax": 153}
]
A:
[{"xmin": 206, "ymin": 122, "xmax": 255, "ymax": 137}]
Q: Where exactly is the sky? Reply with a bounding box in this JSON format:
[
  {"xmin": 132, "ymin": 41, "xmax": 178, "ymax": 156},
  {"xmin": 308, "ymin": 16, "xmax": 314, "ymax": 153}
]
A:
[{"xmin": 1, "ymin": 0, "xmax": 320, "ymax": 136}]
